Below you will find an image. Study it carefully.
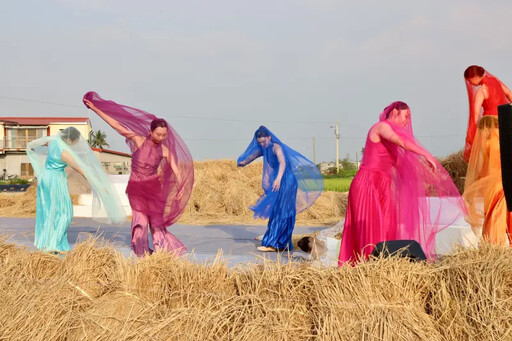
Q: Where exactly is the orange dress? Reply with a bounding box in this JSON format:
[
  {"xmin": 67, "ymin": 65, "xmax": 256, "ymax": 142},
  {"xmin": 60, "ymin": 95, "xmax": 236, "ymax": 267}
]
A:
[{"xmin": 463, "ymin": 76, "xmax": 512, "ymax": 245}]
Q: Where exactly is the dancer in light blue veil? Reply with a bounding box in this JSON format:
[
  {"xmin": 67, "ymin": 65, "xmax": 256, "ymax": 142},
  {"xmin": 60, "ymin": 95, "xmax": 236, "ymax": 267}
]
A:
[{"xmin": 27, "ymin": 127, "xmax": 126, "ymax": 253}]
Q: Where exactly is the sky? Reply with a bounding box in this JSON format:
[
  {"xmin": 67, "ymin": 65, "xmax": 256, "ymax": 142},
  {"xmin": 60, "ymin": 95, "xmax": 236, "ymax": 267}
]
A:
[{"xmin": 1, "ymin": 0, "xmax": 511, "ymax": 163}]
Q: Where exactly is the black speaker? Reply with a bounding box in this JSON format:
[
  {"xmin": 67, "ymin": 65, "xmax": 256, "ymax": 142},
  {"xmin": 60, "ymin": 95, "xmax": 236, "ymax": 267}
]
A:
[
  {"xmin": 370, "ymin": 240, "xmax": 427, "ymax": 261},
  {"xmin": 498, "ymin": 104, "xmax": 512, "ymax": 211}
]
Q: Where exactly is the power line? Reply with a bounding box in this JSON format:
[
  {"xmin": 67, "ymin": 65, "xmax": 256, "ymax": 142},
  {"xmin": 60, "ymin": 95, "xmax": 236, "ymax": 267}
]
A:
[
  {"xmin": 186, "ymin": 136, "xmax": 317, "ymax": 141},
  {"xmin": 0, "ymin": 95, "xmax": 83, "ymax": 108},
  {"xmin": 0, "ymin": 95, "xmax": 332, "ymax": 124},
  {"xmin": 171, "ymin": 113, "xmax": 330, "ymax": 124},
  {"xmin": 0, "ymin": 95, "xmax": 466, "ymax": 138}
]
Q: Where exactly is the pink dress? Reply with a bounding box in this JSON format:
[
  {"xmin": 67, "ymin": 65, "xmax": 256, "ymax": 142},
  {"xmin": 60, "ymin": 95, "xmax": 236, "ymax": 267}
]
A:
[
  {"xmin": 127, "ymin": 138, "xmax": 186, "ymax": 256},
  {"xmin": 339, "ymin": 131, "xmax": 398, "ymax": 263},
  {"xmin": 339, "ymin": 102, "xmax": 466, "ymax": 265}
]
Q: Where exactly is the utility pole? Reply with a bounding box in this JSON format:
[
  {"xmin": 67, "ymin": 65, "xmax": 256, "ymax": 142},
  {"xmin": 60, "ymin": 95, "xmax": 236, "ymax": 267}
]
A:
[
  {"xmin": 334, "ymin": 122, "xmax": 340, "ymax": 173},
  {"xmin": 313, "ymin": 137, "xmax": 316, "ymax": 164}
]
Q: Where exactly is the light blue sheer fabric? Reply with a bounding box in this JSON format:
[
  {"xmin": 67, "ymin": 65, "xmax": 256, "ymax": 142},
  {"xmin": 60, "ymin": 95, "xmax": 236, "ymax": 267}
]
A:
[{"xmin": 27, "ymin": 129, "xmax": 127, "ymax": 252}]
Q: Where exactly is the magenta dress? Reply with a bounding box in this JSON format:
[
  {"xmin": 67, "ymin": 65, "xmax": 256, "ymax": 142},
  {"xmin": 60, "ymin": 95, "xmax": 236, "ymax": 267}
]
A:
[
  {"xmin": 339, "ymin": 133, "xmax": 399, "ymax": 262},
  {"xmin": 339, "ymin": 102, "xmax": 466, "ymax": 265},
  {"xmin": 83, "ymin": 91, "xmax": 194, "ymax": 258},
  {"xmin": 127, "ymin": 138, "xmax": 186, "ymax": 256}
]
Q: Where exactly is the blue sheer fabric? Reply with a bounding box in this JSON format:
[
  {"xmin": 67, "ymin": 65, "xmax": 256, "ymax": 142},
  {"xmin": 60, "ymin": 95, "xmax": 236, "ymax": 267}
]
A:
[{"xmin": 237, "ymin": 126, "xmax": 323, "ymax": 250}]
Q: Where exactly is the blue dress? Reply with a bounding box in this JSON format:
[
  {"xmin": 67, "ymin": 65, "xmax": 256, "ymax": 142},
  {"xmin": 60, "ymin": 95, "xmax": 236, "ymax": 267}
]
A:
[
  {"xmin": 34, "ymin": 140, "xmax": 73, "ymax": 252},
  {"xmin": 260, "ymin": 142, "xmax": 298, "ymax": 250},
  {"xmin": 237, "ymin": 126, "xmax": 323, "ymax": 251}
]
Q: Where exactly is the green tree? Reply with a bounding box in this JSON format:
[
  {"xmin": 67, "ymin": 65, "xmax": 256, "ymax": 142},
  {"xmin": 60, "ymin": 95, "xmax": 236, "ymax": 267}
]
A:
[
  {"xmin": 341, "ymin": 154, "xmax": 357, "ymax": 171},
  {"xmin": 89, "ymin": 130, "xmax": 109, "ymax": 149}
]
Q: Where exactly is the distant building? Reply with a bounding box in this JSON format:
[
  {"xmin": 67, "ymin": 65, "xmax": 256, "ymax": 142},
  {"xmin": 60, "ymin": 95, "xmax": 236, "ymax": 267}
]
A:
[
  {"xmin": 318, "ymin": 162, "xmax": 337, "ymax": 174},
  {"xmin": 91, "ymin": 148, "xmax": 131, "ymax": 175},
  {"xmin": 0, "ymin": 117, "xmax": 131, "ymax": 178}
]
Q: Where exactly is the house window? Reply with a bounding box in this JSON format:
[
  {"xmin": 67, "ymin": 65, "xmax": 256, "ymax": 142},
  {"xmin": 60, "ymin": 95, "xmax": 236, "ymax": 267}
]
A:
[
  {"xmin": 6, "ymin": 128, "xmax": 46, "ymax": 149},
  {"xmin": 20, "ymin": 163, "xmax": 34, "ymax": 178}
]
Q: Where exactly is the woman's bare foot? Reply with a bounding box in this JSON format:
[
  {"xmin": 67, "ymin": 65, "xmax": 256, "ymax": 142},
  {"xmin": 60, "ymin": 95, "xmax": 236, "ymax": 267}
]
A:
[{"xmin": 257, "ymin": 246, "xmax": 277, "ymax": 252}]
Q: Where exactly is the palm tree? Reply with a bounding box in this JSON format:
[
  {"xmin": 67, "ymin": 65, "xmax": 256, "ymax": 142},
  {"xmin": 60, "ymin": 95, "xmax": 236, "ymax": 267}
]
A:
[{"xmin": 89, "ymin": 130, "xmax": 109, "ymax": 149}]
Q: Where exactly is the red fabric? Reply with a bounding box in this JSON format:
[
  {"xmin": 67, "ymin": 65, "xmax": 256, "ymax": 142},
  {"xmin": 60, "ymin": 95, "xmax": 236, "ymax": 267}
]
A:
[{"xmin": 464, "ymin": 74, "xmax": 508, "ymax": 161}]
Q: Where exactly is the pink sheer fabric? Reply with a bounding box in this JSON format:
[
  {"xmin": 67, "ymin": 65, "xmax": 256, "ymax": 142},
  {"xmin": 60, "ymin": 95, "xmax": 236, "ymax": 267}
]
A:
[
  {"xmin": 131, "ymin": 210, "xmax": 186, "ymax": 256},
  {"xmin": 83, "ymin": 92, "xmax": 194, "ymax": 228},
  {"xmin": 339, "ymin": 102, "xmax": 466, "ymax": 265}
]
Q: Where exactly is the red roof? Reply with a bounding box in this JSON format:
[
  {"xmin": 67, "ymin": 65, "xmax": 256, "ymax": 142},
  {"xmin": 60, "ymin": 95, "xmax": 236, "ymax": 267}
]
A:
[
  {"xmin": 91, "ymin": 148, "xmax": 131, "ymax": 157},
  {"xmin": 0, "ymin": 117, "xmax": 90, "ymax": 126}
]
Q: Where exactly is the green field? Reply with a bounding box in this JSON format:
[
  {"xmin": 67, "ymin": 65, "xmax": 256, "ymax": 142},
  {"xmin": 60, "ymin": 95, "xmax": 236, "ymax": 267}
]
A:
[
  {"xmin": 322, "ymin": 169, "xmax": 356, "ymax": 192},
  {"xmin": 323, "ymin": 177, "xmax": 353, "ymax": 192}
]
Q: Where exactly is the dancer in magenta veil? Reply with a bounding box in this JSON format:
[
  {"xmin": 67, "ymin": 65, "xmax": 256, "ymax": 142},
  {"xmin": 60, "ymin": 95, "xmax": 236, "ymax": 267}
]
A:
[
  {"xmin": 83, "ymin": 92, "xmax": 194, "ymax": 257},
  {"xmin": 339, "ymin": 101, "xmax": 466, "ymax": 265}
]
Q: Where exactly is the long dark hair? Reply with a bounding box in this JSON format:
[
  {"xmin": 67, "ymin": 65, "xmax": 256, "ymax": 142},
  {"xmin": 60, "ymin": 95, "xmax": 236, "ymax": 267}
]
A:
[
  {"xmin": 61, "ymin": 126, "xmax": 81, "ymax": 142},
  {"xmin": 464, "ymin": 65, "xmax": 485, "ymax": 79},
  {"xmin": 255, "ymin": 126, "xmax": 270, "ymax": 138},
  {"xmin": 150, "ymin": 118, "xmax": 168, "ymax": 131}
]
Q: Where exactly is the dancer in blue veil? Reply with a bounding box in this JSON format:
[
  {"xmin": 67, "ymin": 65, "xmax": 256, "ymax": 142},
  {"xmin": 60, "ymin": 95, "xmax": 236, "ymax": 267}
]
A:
[{"xmin": 237, "ymin": 126, "xmax": 324, "ymax": 251}]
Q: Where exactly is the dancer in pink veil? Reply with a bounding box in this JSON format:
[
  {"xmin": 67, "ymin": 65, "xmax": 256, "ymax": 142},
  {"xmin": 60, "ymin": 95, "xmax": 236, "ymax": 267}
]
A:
[
  {"xmin": 83, "ymin": 92, "xmax": 194, "ymax": 257},
  {"xmin": 339, "ymin": 101, "xmax": 466, "ymax": 265}
]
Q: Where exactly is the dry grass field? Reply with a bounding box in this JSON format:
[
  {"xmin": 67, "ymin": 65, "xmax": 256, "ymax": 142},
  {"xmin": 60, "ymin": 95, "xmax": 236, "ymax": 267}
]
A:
[{"xmin": 0, "ymin": 237, "xmax": 510, "ymax": 340}]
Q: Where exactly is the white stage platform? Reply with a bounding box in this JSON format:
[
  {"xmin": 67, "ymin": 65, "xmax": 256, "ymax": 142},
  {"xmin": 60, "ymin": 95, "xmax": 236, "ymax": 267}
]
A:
[
  {"xmin": 74, "ymin": 177, "xmax": 480, "ymax": 256},
  {"xmin": 430, "ymin": 196, "xmax": 480, "ymax": 254},
  {"xmin": 73, "ymin": 175, "xmax": 132, "ymax": 217}
]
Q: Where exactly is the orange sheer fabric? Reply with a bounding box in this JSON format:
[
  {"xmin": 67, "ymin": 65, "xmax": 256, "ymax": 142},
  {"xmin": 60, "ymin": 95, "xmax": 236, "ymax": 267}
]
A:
[{"xmin": 463, "ymin": 116, "xmax": 512, "ymax": 245}]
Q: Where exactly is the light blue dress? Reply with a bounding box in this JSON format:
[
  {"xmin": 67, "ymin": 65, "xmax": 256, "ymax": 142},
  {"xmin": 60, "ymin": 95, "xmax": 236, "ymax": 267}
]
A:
[{"xmin": 34, "ymin": 140, "xmax": 73, "ymax": 252}]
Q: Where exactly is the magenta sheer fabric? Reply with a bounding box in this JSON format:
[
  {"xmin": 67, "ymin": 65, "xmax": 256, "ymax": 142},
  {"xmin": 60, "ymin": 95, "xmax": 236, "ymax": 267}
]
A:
[
  {"xmin": 339, "ymin": 102, "xmax": 467, "ymax": 264},
  {"xmin": 83, "ymin": 91, "xmax": 194, "ymax": 227}
]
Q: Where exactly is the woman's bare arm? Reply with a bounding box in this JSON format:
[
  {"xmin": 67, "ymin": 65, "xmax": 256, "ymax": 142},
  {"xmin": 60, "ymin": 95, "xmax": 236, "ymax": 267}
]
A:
[
  {"xmin": 84, "ymin": 98, "xmax": 144, "ymax": 148},
  {"xmin": 61, "ymin": 150, "xmax": 85, "ymax": 177},
  {"xmin": 237, "ymin": 150, "xmax": 262, "ymax": 167},
  {"xmin": 272, "ymin": 144, "xmax": 286, "ymax": 191},
  {"xmin": 499, "ymin": 80, "xmax": 512, "ymax": 103},
  {"xmin": 163, "ymin": 145, "xmax": 184, "ymax": 199},
  {"xmin": 376, "ymin": 122, "xmax": 437, "ymax": 170},
  {"xmin": 163, "ymin": 146, "xmax": 182, "ymax": 184}
]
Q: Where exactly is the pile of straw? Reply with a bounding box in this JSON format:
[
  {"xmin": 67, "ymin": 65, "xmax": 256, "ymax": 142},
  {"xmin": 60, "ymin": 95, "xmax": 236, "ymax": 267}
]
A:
[
  {"xmin": 0, "ymin": 183, "xmax": 79, "ymax": 218},
  {"xmin": 0, "ymin": 160, "xmax": 347, "ymax": 226},
  {"xmin": 438, "ymin": 149, "xmax": 467, "ymax": 194},
  {"xmin": 0, "ymin": 185, "xmax": 38, "ymax": 217},
  {"xmin": 1, "ymin": 238, "xmax": 511, "ymax": 340},
  {"xmin": 180, "ymin": 160, "xmax": 347, "ymax": 226},
  {"xmin": 0, "ymin": 155, "xmax": 469, "ymax": 225}
]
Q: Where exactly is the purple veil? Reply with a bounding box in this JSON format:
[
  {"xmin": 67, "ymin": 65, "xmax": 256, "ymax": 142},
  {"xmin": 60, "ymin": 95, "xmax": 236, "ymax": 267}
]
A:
[
  {"xmin": 380, "ymin": 102, "xmax": 467, "ymax": 257},
  {"xmin": 83, "ymin": 91, "xmax": 194, "ymax": 226}
]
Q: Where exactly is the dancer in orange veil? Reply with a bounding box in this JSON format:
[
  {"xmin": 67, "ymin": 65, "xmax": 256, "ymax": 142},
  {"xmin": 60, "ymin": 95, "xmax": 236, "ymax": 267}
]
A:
[{"xmin": 463, "ymin": 65, "xmax": 512, "ymax": 245}]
